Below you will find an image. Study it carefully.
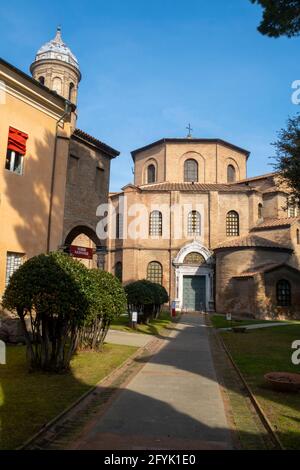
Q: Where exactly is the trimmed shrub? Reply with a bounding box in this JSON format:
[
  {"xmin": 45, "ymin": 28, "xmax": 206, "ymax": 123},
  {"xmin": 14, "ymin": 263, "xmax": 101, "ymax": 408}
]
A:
[
  {"xmin": 125, "ymin": 279, "xmax": 169, "ymax": 323},
  {"xmin": 2, "ymin": 252, "xmax": 93, "ymax": 371},
  {"xmin": 78, "ymin": 269, "xmax": 127, "ymax": 350}
]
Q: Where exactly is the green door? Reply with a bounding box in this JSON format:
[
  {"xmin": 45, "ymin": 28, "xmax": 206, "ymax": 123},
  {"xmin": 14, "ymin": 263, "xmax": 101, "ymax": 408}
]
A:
[{"xmin": 183, "ymin": 275, "xmax": 206, "ymax": 311}]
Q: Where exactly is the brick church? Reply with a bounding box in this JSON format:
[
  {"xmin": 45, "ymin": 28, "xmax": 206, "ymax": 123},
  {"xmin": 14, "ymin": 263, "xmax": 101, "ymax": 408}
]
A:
[
  {"xmin": 1, "ymin": 28, "xmax": 300, "ymax": 322},
  {"xmin": 107, "ymin": 138, "xmax": 300, "ymax": 318}
]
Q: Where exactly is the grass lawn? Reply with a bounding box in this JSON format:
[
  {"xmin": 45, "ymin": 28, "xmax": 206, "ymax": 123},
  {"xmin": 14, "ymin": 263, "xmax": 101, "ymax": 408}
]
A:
[
  {"xmin": 221, "ymin": 324, "xmax": 300, "ymax": 449},
  {"xmin": 211, "ymin": 314, "xmax": 283, "ymax": 329},
  {"xmin": 0, "ymin": 342, "xmax": 137, "ymax": 450},
  {"xmin": 110, "ymin": 311, "xmax": 173, "ymax": 336}
]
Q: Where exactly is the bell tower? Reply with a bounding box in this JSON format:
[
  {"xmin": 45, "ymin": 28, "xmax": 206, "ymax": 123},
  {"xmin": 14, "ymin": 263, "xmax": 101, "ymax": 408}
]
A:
[{"xmin": 30, "ymin": 27, "xmax": 81, "ymax": 106}]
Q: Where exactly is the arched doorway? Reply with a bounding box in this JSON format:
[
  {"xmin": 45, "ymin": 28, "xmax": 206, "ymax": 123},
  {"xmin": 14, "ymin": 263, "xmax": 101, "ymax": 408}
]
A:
[
  {"xmin": 64, "ymin": 225, "xmax": 104, "ymax": 269},
  {"xmin": 173, "ymin": 241, "xmax": 215, "ymax": 312}
]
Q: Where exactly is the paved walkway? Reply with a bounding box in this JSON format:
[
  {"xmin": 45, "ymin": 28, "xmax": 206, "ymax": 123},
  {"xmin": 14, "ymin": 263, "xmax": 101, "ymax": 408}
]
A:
[
  {"xmin": 105, "ymin": 329, "xmax": 152, "ymax": 347},
  {"xmin": 74, "ymin": 315, "xmax": 233, "ymax": 450}
]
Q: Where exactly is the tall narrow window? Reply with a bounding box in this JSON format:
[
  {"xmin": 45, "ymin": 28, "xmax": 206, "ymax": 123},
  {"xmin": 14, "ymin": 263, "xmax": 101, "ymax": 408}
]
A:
[
  {"xmin": 38, "ymin": 76, "xmax": 45, "ymax": 85},
  {"xmin": 6, "ymin": 252, "xmax": 24, "ymax": 286},
  {"xmin": 116, "ymin": 212, "xmax": 123, "ymax": 239},
  {"xmin": 147, "ymin": 164, "xmax": 156, "ymax": 183},
  {"xmin": 149, "ymin": 211, "xmax": 162, "ymax": 236},
  {"xmin": 69, "ymin": 82, "xmax": 75, "ymax": 101},
  {"xmin": 226, "ymin": 211, "xmax": 239, "ymax": 236},
  {"xmin": 297, "ymin": 229, "xmax": 300, "ymax": 245},
  {"xmin": 276, "ymin": 279, "xmax": 291, "ymax": 307},
  {"xmin": 147, "ymin": 261, "xmax": 162, "ymax": 285},
  {"xmin": 115, "ymin": 262, "xmax": 122, "ymax": 282},
  {"xmin": 227, "ymin": 164, "xmax": 236, "ymax": 183},
  {"xmin": 187, "ymin": 211, "xmax": 201, "ymax": 236},
  {"xmin": 287, "ymin": 197, "xmax": 300, "ymax": 217},
  {"xmin": 52, "ymin": 77, "xmax": 62, "ymax": 94},
  {"xmin": 184, "ymin": 159, "xmax": 198, "ymax": 182},
  {"xmin": 258, "ymin": 203, "xmax": 263, "ymax": 219}
]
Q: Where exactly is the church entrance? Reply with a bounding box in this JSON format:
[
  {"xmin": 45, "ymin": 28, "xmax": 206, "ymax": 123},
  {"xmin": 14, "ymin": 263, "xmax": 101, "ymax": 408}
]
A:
[
  {"xmin": 173, "ymin": 241, "xmax": 215, "ymax": 312},
  {"xmin": 183, "ymin": 275, "xmax": 206, "ymax": 311}
]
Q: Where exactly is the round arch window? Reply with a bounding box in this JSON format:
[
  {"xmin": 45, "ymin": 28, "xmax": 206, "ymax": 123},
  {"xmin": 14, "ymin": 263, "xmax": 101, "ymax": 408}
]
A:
[
  {"xmin": 183, "ymin": 252, "xmax": 206, "ymax": 265},
  {"xmin": 147, "ymin": 261, "xmax": 162, "ymax": 284},
  {"xmin": 184, "ymin": 159, "xmax": 198, "ymax": 182},
  {"xmin": 276, "ymin": 279, "xmax": 291, "ymax": 307},
  {"xmin": 147, "ymin": 164, "xmax": 156, "ymax": 183},
  {"xmin": 227, "ymin": 164, "xmax": 236, "ymax": 183}
]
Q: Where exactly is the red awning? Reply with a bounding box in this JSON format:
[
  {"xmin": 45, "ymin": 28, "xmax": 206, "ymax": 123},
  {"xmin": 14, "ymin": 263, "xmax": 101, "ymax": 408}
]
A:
[{"xmin": 7, "ymin": 127, "xmax": 28, "ymax": 155}]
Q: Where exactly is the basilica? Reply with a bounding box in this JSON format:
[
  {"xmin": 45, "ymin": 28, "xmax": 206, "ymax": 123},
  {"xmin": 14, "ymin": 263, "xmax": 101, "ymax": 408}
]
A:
[
  {"xmin": 107, "ymin": 138, "xmax": 300, "ymax": 318},
  {"xmin": 0, "ymin": 28, "xmax": 300, "ymax": 321}
]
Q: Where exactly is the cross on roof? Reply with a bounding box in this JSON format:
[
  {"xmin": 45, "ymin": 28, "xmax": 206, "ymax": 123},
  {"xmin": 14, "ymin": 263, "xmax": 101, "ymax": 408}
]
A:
[{"xmin": 186, "ymin": 123, "xmax": 193, "ymax": 138}]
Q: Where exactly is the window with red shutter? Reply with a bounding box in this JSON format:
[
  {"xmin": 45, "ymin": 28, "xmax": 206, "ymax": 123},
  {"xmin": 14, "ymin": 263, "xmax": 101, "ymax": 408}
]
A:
[{"xmin": 5, "ymin": 127, "xmax": 28, "ymax": 175}]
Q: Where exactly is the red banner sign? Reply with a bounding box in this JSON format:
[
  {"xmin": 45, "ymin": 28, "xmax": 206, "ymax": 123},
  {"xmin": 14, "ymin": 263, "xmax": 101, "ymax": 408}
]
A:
[{"xmin": 70, "ymin": 245, "xmax": 94, "ymax": 260}]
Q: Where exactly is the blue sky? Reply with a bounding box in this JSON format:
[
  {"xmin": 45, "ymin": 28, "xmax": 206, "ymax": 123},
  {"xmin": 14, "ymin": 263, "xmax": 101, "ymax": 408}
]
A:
[{"xmin": 1, "ymin": 0, "xmax": 299, "ymax": 191}]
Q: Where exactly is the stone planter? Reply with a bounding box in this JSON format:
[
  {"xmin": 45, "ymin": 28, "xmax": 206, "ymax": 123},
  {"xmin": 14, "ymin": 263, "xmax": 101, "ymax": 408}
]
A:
[{"xmin": 264, "ymin": 372, "xmax": 300, "ymax": 393}]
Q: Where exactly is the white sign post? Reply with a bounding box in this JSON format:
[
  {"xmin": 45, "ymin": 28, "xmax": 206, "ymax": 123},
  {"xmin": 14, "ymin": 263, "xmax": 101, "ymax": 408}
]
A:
[
  {"xmin": 132, "ymin": 311, "xmax": 138, "ymax": 323},
  {"xmin": 131, "ymin": 311, "xmax": 138, "ymax": 329}
]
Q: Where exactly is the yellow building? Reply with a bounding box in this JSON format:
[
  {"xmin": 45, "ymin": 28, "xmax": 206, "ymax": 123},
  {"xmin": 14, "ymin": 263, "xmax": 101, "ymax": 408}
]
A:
[{"xmin": 0, "ymin": 28, "xmax": 119, "ymax": 300}]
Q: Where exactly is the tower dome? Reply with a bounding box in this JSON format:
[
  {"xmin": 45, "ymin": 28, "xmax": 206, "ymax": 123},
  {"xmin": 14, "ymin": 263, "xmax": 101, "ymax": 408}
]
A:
[{"xmin": 30, "ymin": 27, "xmax": 81, "ymax": 104}]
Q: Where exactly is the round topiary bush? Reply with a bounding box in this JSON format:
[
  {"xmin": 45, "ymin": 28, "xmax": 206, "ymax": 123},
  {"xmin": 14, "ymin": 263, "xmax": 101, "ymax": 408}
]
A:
[
  {"xmin": 2, "ymin": 251, "xmax": 94, "ymax": 371},
  {"xmin": 125, "ymin": 279, "xmax": 169, "ymax": 323}
]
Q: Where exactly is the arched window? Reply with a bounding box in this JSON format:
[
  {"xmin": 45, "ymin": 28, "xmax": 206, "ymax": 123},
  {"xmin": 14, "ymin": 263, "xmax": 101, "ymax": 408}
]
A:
[
  {"xmin": 258, "ymin": 203, "xmax": 263, "ymax": 219},
  {"xmin": 115, "ymin": 262, "xmax": 122, "ymax": 282},
  {"xmin": 147, "ymin": 261, "xmax": 162, "ymax": 284},
  {"xmin": 276, "ymin": 279, "xmax": 291, "ymax": 306},
  {"xmin": 187, "ymin": 211, "xmax": 201, "ymax": 236},
  {"xmin": 226, "ymin": 211, "xmax": 239, "ymax": 236},
  {"xmin": 69, "ymin": 82, "xmax": 75, "ymax": 101},
  {"xmin": 297, "ymin": 229, "xmax": 300, "ymax": 245},
  {"xmin": 147, "ymin": 164, "xmax": 156, "ymax": 183},
  {"xmin": 52, "ymin": 77, "xmax": 62, "ymax": 95},
  {"xmin": 227, "ymin": 164, "xmax": 236, "ymax": 183},
  {"xmin": 183, "ymin": 252, "xmax": 206, "ymax": 265},
  {"xmin": 149, "ymin": 210, "xmax": 162, "ymax": 236},
  {"xmin": 38, "ymin": 76, "xmax": 45, "ymax": 85},
  {"xmin": 184, "ymin": 159, "xmax": 198, "ymax": 182}
]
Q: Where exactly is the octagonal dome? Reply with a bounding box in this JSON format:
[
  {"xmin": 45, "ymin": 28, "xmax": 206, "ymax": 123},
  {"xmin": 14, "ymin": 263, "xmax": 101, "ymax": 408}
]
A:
[{"xmin": 33, "ymin": 27, "xmax": 80, "ymax": 71}]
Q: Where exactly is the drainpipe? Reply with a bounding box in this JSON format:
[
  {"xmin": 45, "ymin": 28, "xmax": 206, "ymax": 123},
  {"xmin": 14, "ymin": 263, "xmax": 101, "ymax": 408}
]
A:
[{"xmin": 46, "ymin": 100, "xmax": 72, "ymax": 253}]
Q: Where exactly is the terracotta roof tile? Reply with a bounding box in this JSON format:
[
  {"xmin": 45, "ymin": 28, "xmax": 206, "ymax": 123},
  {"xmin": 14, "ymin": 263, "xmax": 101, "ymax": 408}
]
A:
[
  {"xmin": 234, "ymin": 262, "xmax": 300, "ymax": 278},
  {"xmin": 233, "ymin": 263, "xmax": 283, "ymax": 278},
  {"xmin": 214, "ymin": 234, "xmax": 292, "ymax": 251},
  {"xmin": 139, "ymin": 182, "xmax": 250, "ymax": 192},
  {"xmin": 73, "ymin": 128, "xmax": 120, "ymax": 157},
  {"xmin": 234, "ymin": 172, "xmax": 277, "ymax": 184},
  {"xmin": 251, "ymin": 217, "xmax": 299, "ymax": 231}
]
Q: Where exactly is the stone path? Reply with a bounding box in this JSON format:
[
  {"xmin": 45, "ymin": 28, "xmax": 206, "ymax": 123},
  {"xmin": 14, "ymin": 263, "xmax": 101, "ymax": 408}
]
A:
[
  {"xmin": 105, "ymin": 329, "xmax": 152, "ymax": 347},
  {"xmin": 73, "ymin": 315, "xmax": 233, "ymax": 450}
]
